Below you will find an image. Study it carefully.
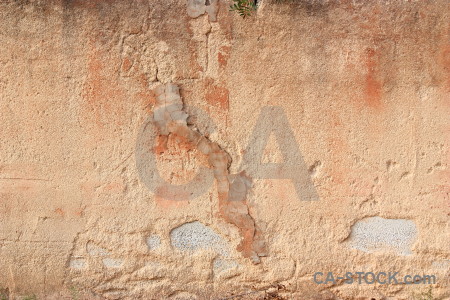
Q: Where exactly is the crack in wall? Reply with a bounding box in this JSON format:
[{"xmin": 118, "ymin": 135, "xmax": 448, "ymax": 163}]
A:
[
  {"xmin": 205, "ymin": 24, "xmax": 212, "ymax": 75},
  {"xmin": 153, "ymin": 83, "xmax": 267, "ymax": 264}
]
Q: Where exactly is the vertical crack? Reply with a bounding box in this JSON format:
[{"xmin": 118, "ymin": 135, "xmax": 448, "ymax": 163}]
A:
[
  {"xmin": 153, "ymin": 83, "xmax": 266, "ymax": 263},
  {"xmin": 205, "ymin": 24, "xmax": 212, "ymax": 77}
]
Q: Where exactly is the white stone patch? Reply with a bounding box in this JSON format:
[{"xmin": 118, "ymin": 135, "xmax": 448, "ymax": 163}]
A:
[
  {"xmin": 170, "ymin": 221, "xmax": 229, "ymax": 256},
  {"xmin": 146, "ymin": 235, "xmax": 161, "ymax": 251},
  {"xmin": 69, "ymin": 258, "xmax": 87, "ymax": 269},
  {"xmin": 348, "ymin": 217, "xmax": 418, "ymax": 255},
  {"xmin": 102, "ymin": 258, "xmax": 124, "ymax": 268},
  {"xmin": 431, "ymin": 260, "xmax": 450, "ymax": 269},
  {"xmin": 213, "ymin": 258, "xmax": 238, "ymax": 273}
]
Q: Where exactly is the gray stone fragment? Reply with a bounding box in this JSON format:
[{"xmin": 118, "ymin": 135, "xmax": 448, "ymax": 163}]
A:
[{"xmin": 348, "ymin": 217, "xmax": 418, "ymax": 255}]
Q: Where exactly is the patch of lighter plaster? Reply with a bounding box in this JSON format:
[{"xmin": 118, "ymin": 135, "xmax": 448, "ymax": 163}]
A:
[
  {"xmin": 146, "ymin": 235, "xmax": 161, "ymax": 251},
  {"xmin": 102, "ymin": 258, "xmax": 124, "ymax": 268},
  {"xmin": 213, "ymin": 257, "xmax": 239, "ymax": 274},
  {"xmin": 170, "ymin": 221, "xmax": 229, "ymax": 256},
  {"xmin": 348, "ymin": 216, "xmax": 418, "ymax": 255},
  {"xmin": 69, "ymin": 258, "xmax": 87, "ymax": 269}
]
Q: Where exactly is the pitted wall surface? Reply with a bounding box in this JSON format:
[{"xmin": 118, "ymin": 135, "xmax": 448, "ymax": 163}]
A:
[{"xmin": 0, "ymin": 0, "xmax": 449, "ymax": 299}]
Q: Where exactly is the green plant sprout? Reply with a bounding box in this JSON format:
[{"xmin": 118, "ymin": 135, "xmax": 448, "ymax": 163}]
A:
[{"xmin": 229, "ymin": 0, "xmax": 257, "ymax": 18}]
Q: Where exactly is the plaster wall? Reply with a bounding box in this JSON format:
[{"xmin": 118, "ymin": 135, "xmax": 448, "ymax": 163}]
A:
[{"xmin": 0, "ymin": 0, "xmax": 449, "ymax": 299}]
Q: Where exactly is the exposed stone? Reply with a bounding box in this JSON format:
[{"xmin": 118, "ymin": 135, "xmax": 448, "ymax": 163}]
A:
[
  {"xmin": 69, "ymin": 258, "xmax": 87, "ymax": 269},
  {"xmin": 0, "ymin": 0, "xmax": 448, "ymax": 299},
  {"xmin": 347, "ymin": 217, "xmax": 418, "ymax": 255},
  {"xmin": 170, "ymin": 221, "xmax": 230, "ymax": 256},
  {"xmin": 102, "ymin": 258, "xmax": 124, "ymax": 268},
  {"xmin": 146, "ymin": 235, "xmax": 161, "ymax": 251}
]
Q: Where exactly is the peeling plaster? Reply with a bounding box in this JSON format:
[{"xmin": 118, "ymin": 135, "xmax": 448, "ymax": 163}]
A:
[
  {"xmin": 2, "ymin": 1, "xmax": 449, "ymax": 298},
  {"xmin": 347, "ymin": 217, "xmax": 418, "ymax": 255},
  {"xmin": 154, "ymin": 83, "xmax": 267, "ymax": 263}
]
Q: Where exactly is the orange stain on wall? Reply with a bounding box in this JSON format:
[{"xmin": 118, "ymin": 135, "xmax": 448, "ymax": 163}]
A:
[
  {"xmin": 204, "ymin": 78, "xmax": 229, "ymax": 110},
  {"xmin": 441, "ymin": 44, "xmax": 450, "ymax": 93},
  {"xmin": 218, "ymin": 46, "xmax": 231, "ymax": 68},
  {"xmin": 83, "ymin": 48, "xmax": 126, "ymax": 128},
  {"xmin": 154, "ymin": 135, "xmax": 168, "ymax": 155},
  {"xmin": 364, "ymin": 48, "xmax": 383, "ymax": 109}
]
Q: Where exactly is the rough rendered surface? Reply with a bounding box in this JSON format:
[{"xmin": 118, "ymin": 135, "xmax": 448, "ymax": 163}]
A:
[{"xmin": 0, "ymin": 0, "xmax": 449, "ymax": 299}]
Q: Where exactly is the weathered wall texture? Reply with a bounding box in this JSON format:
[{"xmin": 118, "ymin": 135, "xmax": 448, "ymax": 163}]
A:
[{"xmin": 0, "ymin": 0, "xmax": 449, "ymax": 299}]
